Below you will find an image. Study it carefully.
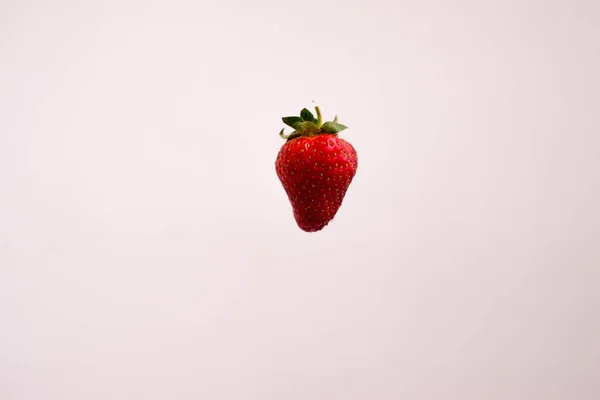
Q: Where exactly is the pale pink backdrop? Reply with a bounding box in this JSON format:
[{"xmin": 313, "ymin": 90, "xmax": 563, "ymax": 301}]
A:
[{"xmin": 1, "ymin": 0, "xmax": 599, "ymax": 399}]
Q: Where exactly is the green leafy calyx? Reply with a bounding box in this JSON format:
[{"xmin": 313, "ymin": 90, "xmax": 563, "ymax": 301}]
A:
[{"xmin": 279, "ymin": 106, "xmax": 348, "ymax": 140}]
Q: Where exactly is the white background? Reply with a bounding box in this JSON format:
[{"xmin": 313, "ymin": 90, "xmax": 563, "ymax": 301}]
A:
[{"xmin": 1, "ymin": 0, "xmax": 599, "ymax": 399}]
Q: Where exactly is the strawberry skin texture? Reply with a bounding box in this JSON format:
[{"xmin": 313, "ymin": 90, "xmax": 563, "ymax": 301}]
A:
[{"xmin": 276, "ymin": 134, "xmax": 358, "ymax": 232}]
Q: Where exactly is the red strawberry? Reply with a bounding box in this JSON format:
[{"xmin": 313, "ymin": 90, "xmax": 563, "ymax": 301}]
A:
[{"xmin": 275, "ymin": 106, "xmax": 358, "ymax": 232}]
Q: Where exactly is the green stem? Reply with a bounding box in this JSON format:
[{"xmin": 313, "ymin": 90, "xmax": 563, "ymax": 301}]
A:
[{"xmin": 315, "ymin": 106, "xmax": 323, "ymax": 127}]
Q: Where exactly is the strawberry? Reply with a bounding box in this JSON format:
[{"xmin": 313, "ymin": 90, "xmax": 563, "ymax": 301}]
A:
[{"xmin": 275, "ymin": 106, "xmax": 358, "ymax": 232}]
